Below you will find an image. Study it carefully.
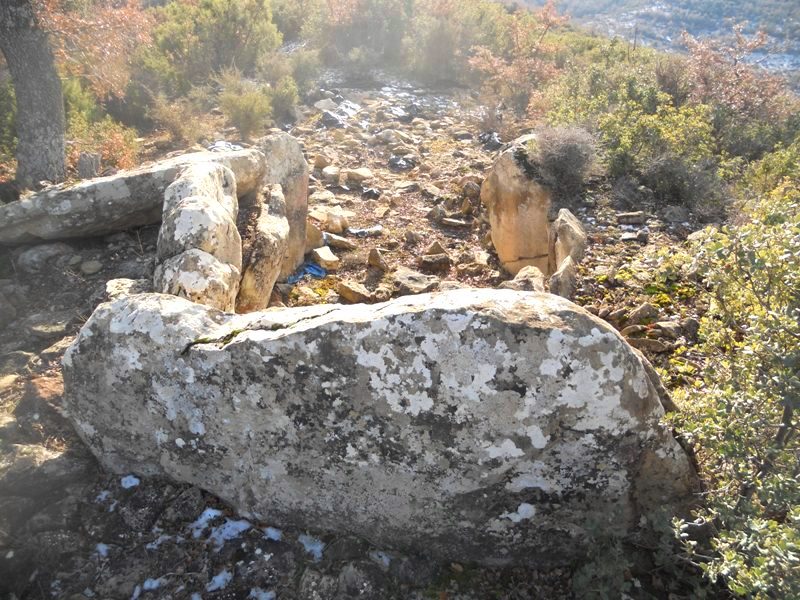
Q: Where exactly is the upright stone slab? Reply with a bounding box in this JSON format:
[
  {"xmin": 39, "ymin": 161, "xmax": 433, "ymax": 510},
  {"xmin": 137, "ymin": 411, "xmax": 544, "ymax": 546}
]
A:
[
  {"xmin": 63, "ymin": 290, "xmax": 698, "ymax": 566},
  {"xmin": 481, "ymin": 135, "xmax": 552, "ymax": 276},
  {"xmin": 257, "ymin": 133, "xmax": 309, "ymax": 280}
]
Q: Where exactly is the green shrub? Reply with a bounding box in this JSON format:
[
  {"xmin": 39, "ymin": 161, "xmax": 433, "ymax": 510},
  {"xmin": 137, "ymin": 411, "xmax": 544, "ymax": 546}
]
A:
[
  {"xmin": 270, "ymin": 76, "xmax": 299, "ymax": 122},
  {"xmin": 673, "ymin": 179, "xmax": 800, "ymax": 599},
  {"xmin": 149, "ymin": 94, "xmax": 208, "ymax": 144},
  {"xmin": 0, "ymin": 79, "xmax": 16, "ymax": 162},
  {"xmin": 217, "ymin": 69, "xmax": 272, "ymax": 139},
  {"xmin": 62, "ymin": 78, "xmax": 101, "ymax": 128}
]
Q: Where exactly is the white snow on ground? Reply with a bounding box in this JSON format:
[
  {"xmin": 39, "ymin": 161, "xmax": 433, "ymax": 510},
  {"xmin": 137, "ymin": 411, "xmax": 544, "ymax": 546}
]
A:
[
  {"xmin": 120, "ymin": 475, "xmax": 140, "ymax": 489},
  {"xmin": 189, "ymin": 508, "xmax": 223, "ymax": 538},
  {"xmin": 208, "ymin": 518, "xmax": 251, "ymax": 549},
  {"xmin": 298, "ymin": 534, "xmax": 324, "ymax": 561},
  {"xmin": 95, "ymin": 543, "xmax": 109, "ymax": 558},
  {"xmin": 206, "ymin": 569, "xmax": 232, "ymax": 592},
  {"xmin": 249, "ymin": 588, "xmax": 276, "ymax": 600},
  {"xmin": 263, "ymin": 526, "xmax": 282, "ymax": 541}
]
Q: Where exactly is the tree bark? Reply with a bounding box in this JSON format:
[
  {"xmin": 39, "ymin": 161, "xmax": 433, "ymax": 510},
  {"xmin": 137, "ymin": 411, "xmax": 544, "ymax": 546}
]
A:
[{"xmin": 0, "ymin": 0, "xmax": 66, "ymax": 188}]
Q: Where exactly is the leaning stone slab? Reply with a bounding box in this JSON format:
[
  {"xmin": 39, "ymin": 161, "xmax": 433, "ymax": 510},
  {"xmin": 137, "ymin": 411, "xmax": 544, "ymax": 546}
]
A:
[
  {"xmin": 549, "ymin": 208, "xmax": 587, "ymax": 273},
  {"xmin": 236, "ymin": 184, "xmax": 290, "ymax": 313},
  {"xmin": 63, "ymin": 289, "xmax": 697, "ymax": 566},
  {"xmin": 0, "ymin": 149, "xmax": 266, "ymax": 245},
  {"xmin": 256, "ymin": 133, "xmax": 309, "ymax": 280}
]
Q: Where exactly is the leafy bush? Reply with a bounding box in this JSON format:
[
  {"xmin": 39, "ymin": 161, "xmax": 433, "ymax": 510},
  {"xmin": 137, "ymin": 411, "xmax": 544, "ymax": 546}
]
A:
[
  {"xmin": 149, "ymin": 94, "xmax": 208, "ymax": 144},
  {"xmin": 62, "ymin": 78, "xmax": 101, "ymax": 127},
  {"xmin": 217, "ymin": 69, "xmax": 272, "ymax": 139},
  {"xmin": 0, "ymin": 79, "xmax": 16, "ymax": 162},
  {"xmin": 533, "ymin": 126, "xmax": 596, "ymax": 200},
  {"xmin": 673, "ymin": 179, "xmax": 800, "ymax": 598},
  {"xmin": 67, "ymin": 114, "xmax": 140, "ymax": 171},
  {"xmin": 270, "ymin": 76, "xmax": 299, "ymax": 122}
]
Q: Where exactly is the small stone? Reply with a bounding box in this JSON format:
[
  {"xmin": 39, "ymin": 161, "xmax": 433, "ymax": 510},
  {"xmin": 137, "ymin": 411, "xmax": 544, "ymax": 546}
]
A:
[
  {"xmin": 628, "ymin": 338, "xmax": 670, "ymax": 353},
  {"xmin": 310, "ymin": 190, "xmax": 337, "ymax": 204},
  {"xmin": 462, "ymin": 181, "xmax": 481, "ymax": 200},
  {"xmin": 440, "ymin": 218, "xmax": 471, "ymax": 228},
  {"xmin": 368, "ymin": 248, "xmax": 390, "ymax": 272},
  {"xmin": 460, "ymin": 198, "xmax": 474, "ymax": 215},
  {"xmin": 653, "ymin": 321, "xmax": 683, "ymax": 340},
  {"xmin": 499, "ymin": 266, "xmax": 545, "ymax": 292},
  {"xmin": 314, "ymin": 152, "xmax": 334, "ymax": 170},
  {"xmin": 620, "ymin": 324, "xmax": 648, "ymax": 338},
  {"xmin": 627, "ymin": 302, "xmax": 659, "ymax": 325},
  {"xmin": 394, "ymin": 181, "xmax": 419, "ymax": 194},
  {"xmin": 322, "ymin": 166, "xmax": 341, "ymax": 184},
  {"xmin": 621, "ymin": 230, "xmax": 649, "ymax": 243},
  {"xmin": 305, "ymin": 222, "xmax": 325, "ymax": 253},
  {"xmin": 424, "ymin": 241, "xmax": 448, "ymax": 256},
  {"xmin": 427, "ymin": 206, "xmax": 445, "ymax": 222},
  {"xmin": 392, "ymin": 266, "xmax": 439, "ymax": 295},
  {"xmin": 325, "ymin": 233, "xmax": 357, "ymax": 251},
  {"xmin": 337, "ymin": 281, "xmax": 372, "ymax": 304},
  {"xmin": 344, "ymin": 168, "xmax": 373, "ymax": 185},
  {"xmin": 322, "ymin": 213, "xmax": 349, "ymax": 234},
  {"xmin": 549, "ymin": 256, "xmax": 578, "ymax": 299},
  {"xmin": 617, "ymin": 211, "xmax": 648, "ymax": 225},
  {"xmin": 15, "ymin": 243, "xmax": 72, "ymax": 274},
  {"xmin": 311, "ymin": 246, "xmax": 340, "ymax": 271},
  {"xmin": 418, "ymin": 254, "xmax": 451, "ymax": 273},
  {"xmin": 404, "ymin": 231, "xmax": 423, "ymax": 245},
  {"xmin": 80, "ymin": 260, "xmax": 104, "ymax": 275}
]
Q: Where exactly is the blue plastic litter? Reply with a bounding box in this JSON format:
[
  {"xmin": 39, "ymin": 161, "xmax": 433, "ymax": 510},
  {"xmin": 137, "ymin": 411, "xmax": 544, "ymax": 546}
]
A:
[{"xmin": 286, "ymin": 262, "xmax": 327, "ymax": 284}]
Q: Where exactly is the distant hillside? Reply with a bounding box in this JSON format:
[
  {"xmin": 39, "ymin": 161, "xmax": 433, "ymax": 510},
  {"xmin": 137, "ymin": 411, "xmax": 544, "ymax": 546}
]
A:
[{"xmin": 512, "ymin": 0, "xmax": 800, "ymax": 76}]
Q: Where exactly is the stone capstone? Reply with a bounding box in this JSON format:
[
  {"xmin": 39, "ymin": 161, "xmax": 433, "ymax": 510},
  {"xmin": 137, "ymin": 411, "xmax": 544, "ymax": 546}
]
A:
[
  {"xmin": 63, "ymin": 289, "xmax": 698, "ymax": 567},
  {"xmin": 0, "ymin": 149, "xmax": 266, "ymax": 245}
]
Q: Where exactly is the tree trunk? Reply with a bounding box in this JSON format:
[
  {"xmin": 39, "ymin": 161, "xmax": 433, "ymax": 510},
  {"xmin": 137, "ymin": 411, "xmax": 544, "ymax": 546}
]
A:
[{"xmin": 0, "ymin": 0, "xmax": 66, "ymax": 188}]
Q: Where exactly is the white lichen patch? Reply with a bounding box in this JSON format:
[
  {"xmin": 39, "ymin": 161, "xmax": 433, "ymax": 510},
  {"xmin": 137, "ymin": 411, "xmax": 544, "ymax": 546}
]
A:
[
  {"xmin": 485, "ymin": 438, "xmax": 524, "ymax": 460},
  {"xmin": 501, "ymin": 502, "xmax": 536, "ymax": 523}
]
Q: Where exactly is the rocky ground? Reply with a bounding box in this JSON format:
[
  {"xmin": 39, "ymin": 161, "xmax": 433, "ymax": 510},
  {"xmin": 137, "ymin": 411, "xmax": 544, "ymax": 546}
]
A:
[{"xmin": 0, "ymin": 79, "xmax": 709, "ymax": 599}]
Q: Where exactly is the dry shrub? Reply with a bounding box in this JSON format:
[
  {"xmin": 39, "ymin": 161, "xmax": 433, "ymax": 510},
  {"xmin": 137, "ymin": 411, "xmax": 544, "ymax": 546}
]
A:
[{"xmin": 534, "ymin": 126, "xmax": 596, "ymax": 200}]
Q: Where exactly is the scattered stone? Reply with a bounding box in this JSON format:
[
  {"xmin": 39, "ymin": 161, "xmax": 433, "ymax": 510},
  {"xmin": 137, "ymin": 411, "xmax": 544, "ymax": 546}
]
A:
[
  {"xmin": 653, "ymin": 321, "xmax": 683, "ymax": 340},
  {"xmin": 627, "ymin": 302, "xmax": 659, "ymax": 325},
  {"xmin": 322, "ymin": 166, "xmax": 341, "ymax": 184},
  {"xmin": 311, "ymin": 246, "xmax": 340, "ymax": 271},
  {"xmin": 344, "ymin": 168, "xmax": 374, "ymax": 185},
  {"xmin": 388, "ymin": 156, "xmax": 416, "ymax": 172},
  {"xmin": 367, "ymin": 249, "xmax": 390, "ymax": 272},
  {"xmin": 63, "ymin": 291, "xmax": 698, "ymax": 566},
  {"xmin": 424, "ymin": 241, "xmax": 448, "ymax": 256},
  {"xmin": 549, "ymin": 256, "xmax": 578, "ymax": 299},
  {"xmin": 325, "ymin": 233, "xmax": 357, "ymax": 251},
  {"xmin": 305, "ymin": 222, "xmax": 325, "ymax": 253},
  {"xmin": 621, "ymin": 230, "xmax": 649, "ymax": 243},
  {"xmin": 440, "ymin": 217, "xmax": 471, "ymax": 228},
  {"xmin": 418, "ymin": 254, "xmax": 451, "ymax": 273},
  {"xmin": 617, "ymin": 211, "xmax": 648, "ymax": 225},
  {"xmin": 310, "ymin": 190, "xmax": 337, "ymax": 204},
  {"xmin": 461, "ymin": 181, "xmax": 481, "ymax": 200},
  {"xmin": 460, "ymin": 198, "xmax": 474, "ymax": 215},
  {"xmin": 620, "ymin": 325, "xmax": 648, "ymax": 338},
  {"xmin": 314, "ymin": 98, "xmax": 339, "ymax": 112},
  {"xmin": 394, "ymin": 181, "xmax": 419, "ymax": 194},
  {"xmin": 663, "ymin": 205, "xmax": 690, "ymax": 223},
  {"xmin": 337, "ymin": 281, "xmax": 372, "ymax": 304},
  {"xmin": 451, "ymin": 130, "xmax": 472, "ymax": 141},
  {"xmin": 15, "ymin": 243, "xmax": 73, "ymax": 274},
  {"xmin": 628, "ymin": 338, "xmax": 670, "ymax": 353},
  {"xmin": 79, "ymin": 260, "xmax": 104, "ymax": 276},
  {"xmin": 499, "ymin": 266, "xmax": 546, "ymax": 292},
  {"xmin": 404, "ymin": 231, "xmax": 423, "ymax": 245},
  {"xmin": 392, "ymin": 266, "xmax": 439, "ymax": 295},
  {"xmin": 481, "ymin": 135, "xmax": 551, "ymax": 276},
  {"xmin": 427, "ymin": 206, "xmax": 445, "ymax": 222}
]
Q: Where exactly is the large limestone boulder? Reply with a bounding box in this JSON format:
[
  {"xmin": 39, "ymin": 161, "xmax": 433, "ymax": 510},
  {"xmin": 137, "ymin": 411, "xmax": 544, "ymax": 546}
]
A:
[
  {"xmin": 257, "ymin": 133, "xmax": 309, "ymax": 280},
  {"xmin": 481, "ymin": 135, "xmax": 552, "ymax": 276},
  {"xmin": 63, "ymin": 289, "xmax": 697, "ymax": 566},
  {"xmin": 236, "ymin": 184, "xmax": 290, "ymax": 313},
  {"xmin": 0, "ymin": 149, "xmax": 266, "ymax": 245}
]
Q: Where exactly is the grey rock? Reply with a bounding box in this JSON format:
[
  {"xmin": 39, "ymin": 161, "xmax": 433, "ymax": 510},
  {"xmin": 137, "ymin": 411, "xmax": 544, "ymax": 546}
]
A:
[
  {"xmin": 79, "ymin": 260, "xmax": 104, "ymax": 276},
  {"xmin": 257, "ymin": 133, "xmax": 310, "ymax": 280},
  {"xmin": 392, "ymin": 266, "xmax": 439, "ymax": 295},
  {"xmin": 499, "ymin": 266, "xmax": 546, "ymax": 292},
  {"xmin": 15, "ymin": 242, "xmax": 72, "ymax": 273},
  {"xmin": 63, "ymin": 290, "xmax": 697, "ymax": 566},
  {"xmin": 236, "ymin": 184, "xmax": 290, "ymax": 313},
  {"xmin": 0, "ymin": 149, "xmax": 266, "ymax": 245},
  {"xmin": 77, "ymin": 152, "xmax": 101, "ymax": 180},
  {"xmin": 0, "ymin": 291, "xmax": 16, "ymax": 329}
]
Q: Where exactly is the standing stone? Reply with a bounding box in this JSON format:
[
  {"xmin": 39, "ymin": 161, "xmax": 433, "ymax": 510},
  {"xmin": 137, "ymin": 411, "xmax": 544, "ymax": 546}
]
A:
[
  {"xmin": 63, "ymin": 290, "xmax": 698, "ymax": 567},
  {"xmin": 257, "ymin": 133, "xmax": 310, "ymax": 280},
  {"xmin": 481, "ymin": 135, "xmax": 551, "ymax": 276},
  {"xmin": 236, "ymin": 184, "xmax": 290, "ymax": 314},
  {"xmin": 549, "ymin": 256, "xmax": 578, "ymax": 299},
  {"xmin": 549, "ymin": 208, "xmax": 587, "ymax": 273}
]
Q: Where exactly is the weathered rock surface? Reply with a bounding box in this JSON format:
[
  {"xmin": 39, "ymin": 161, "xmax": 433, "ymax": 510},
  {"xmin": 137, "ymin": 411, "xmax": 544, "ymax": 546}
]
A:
[
  {"xmin": 499, "ymin": 266, "xmax": 546, "ymax": 292},
  {"xmin": 549, "ymin": 208, "xmax": 587, "ymax": 272},
  {"xmin": 549, "ymin": 256, "xmax": 578, "ymax": 300},
  {"xmin": 257, "ymin": 133, "xmax": 310, "ymax": 280},
  {"xmin": 481, "ymin": 135, "xmax": 551, "ymax": 276},
  {"xmin": 0, "ymin": 149, "xmax": 266, "ymax": 245},
  {"xmin": 155, "ymin": 163, "xmax": 243, "ymax": 311},
  {"xmin": 63, "ymin": 290, "xmax": 697, "ymax": 566},
  {"xmin": 236, "ymin": 185, "xmax": 290, "ymax": 313}
]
